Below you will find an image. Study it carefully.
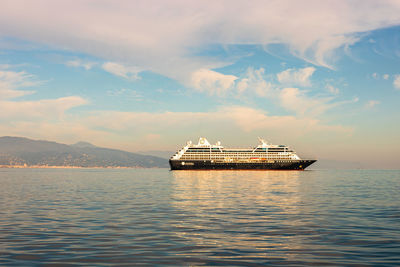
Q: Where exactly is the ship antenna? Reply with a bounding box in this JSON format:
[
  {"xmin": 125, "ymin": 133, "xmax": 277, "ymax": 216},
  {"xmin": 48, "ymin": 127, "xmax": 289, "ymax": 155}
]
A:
[{"xmin": 258, "ymin": 137, "xmax": 267, "ymax": 145}]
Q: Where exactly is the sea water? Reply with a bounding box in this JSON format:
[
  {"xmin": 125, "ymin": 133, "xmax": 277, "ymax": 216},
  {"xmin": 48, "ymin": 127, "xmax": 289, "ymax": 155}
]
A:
[{"xmin": 0, "ymin": 168, "xmax": 399, "ymax": 266}]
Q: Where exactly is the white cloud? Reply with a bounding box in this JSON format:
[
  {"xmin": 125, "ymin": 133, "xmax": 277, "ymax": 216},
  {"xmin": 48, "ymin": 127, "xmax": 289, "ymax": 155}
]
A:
[
  {"xmin": 365, "ymin": 100, "xmax": 380, "ymax": 109},
  {"xmin": 326, "ymin": 84, "xmax": 339, "ymax": 95},
  {"xmin": 279, "ymin": 87, "xmax": 356, "ymax": 117},
  {"xmin": 190, "ymin": 67, "xmax": 272, "ymax": 97},
  {"xmin": 66, "ymin": 59, "xmax": 96, "ymax": 70},
  {"xmin": 236, "ymin": 67, "xmax": 272, "ymax": 97},
  {"xmin": 236, "ymin": 79, "xmax": 248, "ymax": 94},
  {"xmin": 190, "ymin": 69, "xmax": 237, "ymax": 95},
  {"xmin": 277, "ymin": 67, "xmax": 316, "ymax": 87},
  {"xmin": 280, "ymin": 87, "xmax": 325, "ymax": 116},
  {"xmin": 393, "ymin": 75, "xmax": 400, "ymax": 90},
  {"xmin": 372, "ymin": 72, "xmax": 378, "ymax": 79},
  {"xmin": 1, "ymin": 1, "xmax": 400, "ymax": 80},
  {"xmin": 192, "ymin": 67, "xmax": 352, "ymax": 117},
  {"xmin": 102, "ymin": 62, "xmax": 141, "ymax": 80},
  {"xmin": 0, "ymin": 70, "xmax": 37, "ymax": 99},
  {"xmin": 383, "ymin": 74, "xmax": 389, "ymax": 80}
]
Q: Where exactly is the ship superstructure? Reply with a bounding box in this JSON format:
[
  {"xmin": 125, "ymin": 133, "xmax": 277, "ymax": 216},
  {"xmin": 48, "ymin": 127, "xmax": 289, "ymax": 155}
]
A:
[{"xmin": 169, "ymin": 137, "xmax": 316, "ymax": 170}]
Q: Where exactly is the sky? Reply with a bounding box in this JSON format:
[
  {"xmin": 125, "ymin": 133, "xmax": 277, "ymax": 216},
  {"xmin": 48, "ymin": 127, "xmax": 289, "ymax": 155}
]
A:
[{"xmin": 0, "ymin": 0, "xmax": 400, "ymax": 168}]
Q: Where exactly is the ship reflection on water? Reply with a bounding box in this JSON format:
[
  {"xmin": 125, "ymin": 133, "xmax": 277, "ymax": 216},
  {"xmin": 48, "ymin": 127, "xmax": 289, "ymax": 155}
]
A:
[
  {"xmin": 171, "ymin": 170, "xmax": 302, "ymax": 210},
  {"xmin": 170, "ymin": 170, "xmax": 318, "ymax": 263}
]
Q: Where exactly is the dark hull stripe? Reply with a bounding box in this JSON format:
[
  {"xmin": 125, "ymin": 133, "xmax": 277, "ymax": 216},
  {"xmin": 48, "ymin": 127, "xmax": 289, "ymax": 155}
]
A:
[{"xmin": 169, "ymin": 159, "xmax": 316, "ymax": 170}]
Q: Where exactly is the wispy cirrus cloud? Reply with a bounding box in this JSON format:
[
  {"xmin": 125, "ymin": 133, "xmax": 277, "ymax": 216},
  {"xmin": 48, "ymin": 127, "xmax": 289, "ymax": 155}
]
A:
[
  {"xmin": 0, "ymin": 69, "xmax": 38, "ymax": 99},
  {"xmin": 102, "ymin": 62, "xmax": 141, "ymax": 80},
  {"xmin": 0, "ymin": 69, "xmax": 87, "ymax": 120},
  {"xmin": 1, "ymin": 0, "xmax": 400, "ymax": 83}
]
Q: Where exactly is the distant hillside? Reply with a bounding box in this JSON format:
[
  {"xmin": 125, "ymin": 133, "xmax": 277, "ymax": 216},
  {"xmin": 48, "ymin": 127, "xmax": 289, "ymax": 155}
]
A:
[
  {"xmin": 0, "ymin": 136, "xmax": 168, "ymax": 168},
  {"xmin": 71, "ymin": 141, "xmax": 97, "ymax": 148}
]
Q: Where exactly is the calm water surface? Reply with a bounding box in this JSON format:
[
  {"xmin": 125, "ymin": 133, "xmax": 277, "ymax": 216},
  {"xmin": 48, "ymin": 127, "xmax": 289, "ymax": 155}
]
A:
[{"xmin": 0, "ymin": 169, "xmax": 399, "ymax": 266}]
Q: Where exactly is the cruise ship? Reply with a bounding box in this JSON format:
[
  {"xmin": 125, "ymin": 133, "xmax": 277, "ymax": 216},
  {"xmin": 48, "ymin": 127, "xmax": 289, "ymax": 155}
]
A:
[{"xmin": 169, "ymin": 137, "xmax": 316, "ymax": 170}]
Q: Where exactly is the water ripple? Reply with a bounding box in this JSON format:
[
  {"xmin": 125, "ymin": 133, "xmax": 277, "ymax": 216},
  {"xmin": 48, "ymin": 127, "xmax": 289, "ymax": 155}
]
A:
[{"xmin": 0, "ymin": 169, "xmax": 399, "ymax": 265}]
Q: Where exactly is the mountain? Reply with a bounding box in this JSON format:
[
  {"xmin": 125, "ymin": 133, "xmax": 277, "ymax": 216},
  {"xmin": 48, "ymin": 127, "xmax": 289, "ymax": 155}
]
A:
[
  {"xmin": 0, "ymin": 136, "xmax": 168, "ymax": 168},
  {"xmin": 71, "ymin": 141, "xmax": 97, "ymax": 148}
]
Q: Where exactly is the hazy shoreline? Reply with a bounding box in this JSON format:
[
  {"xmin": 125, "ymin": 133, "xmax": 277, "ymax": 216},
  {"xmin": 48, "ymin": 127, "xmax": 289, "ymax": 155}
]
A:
[{"xmin": 0, "ymin": 165, "xmax": 156, "ymax": 169}]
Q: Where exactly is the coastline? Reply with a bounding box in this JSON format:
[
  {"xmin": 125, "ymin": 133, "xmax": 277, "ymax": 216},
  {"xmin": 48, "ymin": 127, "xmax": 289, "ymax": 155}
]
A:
[{"xmin": 0, "ymin": 165, "xmax": 152, "ymax": 169}]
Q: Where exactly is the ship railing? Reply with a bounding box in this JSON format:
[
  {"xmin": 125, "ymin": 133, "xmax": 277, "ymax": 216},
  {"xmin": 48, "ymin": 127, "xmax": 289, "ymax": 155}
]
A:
[{"xmin": 171, "ymin": 145, "xmax": 191, "ymax": 160}]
